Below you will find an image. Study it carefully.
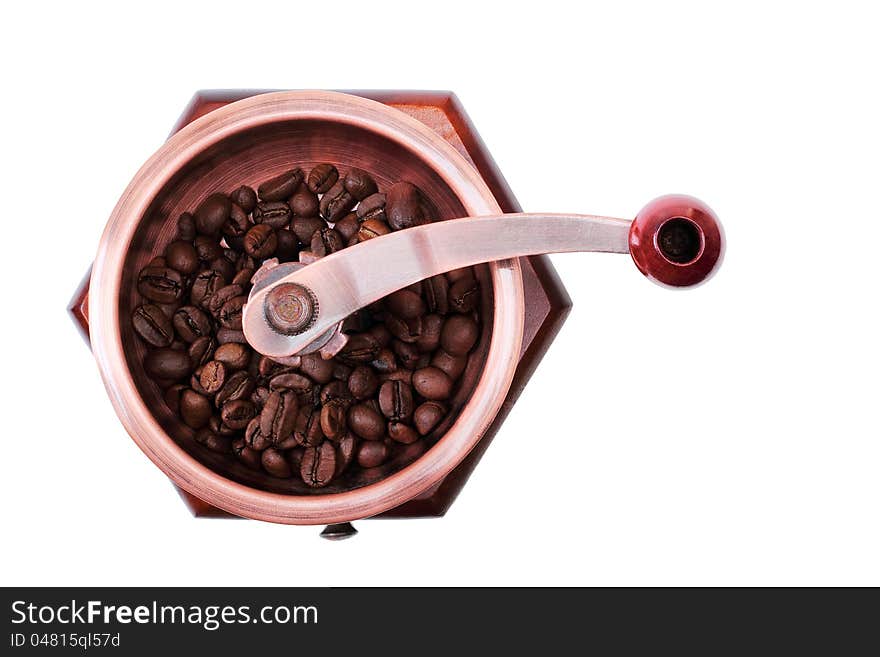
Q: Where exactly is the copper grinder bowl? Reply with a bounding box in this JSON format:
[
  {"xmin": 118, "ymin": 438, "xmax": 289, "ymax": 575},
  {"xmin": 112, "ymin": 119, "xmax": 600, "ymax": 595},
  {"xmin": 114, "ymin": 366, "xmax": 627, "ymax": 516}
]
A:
[{"xmin": 89, "ymin": 91, "xmax": 524, "ymax": 525}]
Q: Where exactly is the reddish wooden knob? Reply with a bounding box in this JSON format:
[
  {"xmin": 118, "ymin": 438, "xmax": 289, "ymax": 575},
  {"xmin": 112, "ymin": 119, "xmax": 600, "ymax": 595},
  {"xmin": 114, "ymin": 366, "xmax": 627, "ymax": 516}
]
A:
[{"xmin": 629, "ymin": 195, "xmax": 724, "ymax": 288}]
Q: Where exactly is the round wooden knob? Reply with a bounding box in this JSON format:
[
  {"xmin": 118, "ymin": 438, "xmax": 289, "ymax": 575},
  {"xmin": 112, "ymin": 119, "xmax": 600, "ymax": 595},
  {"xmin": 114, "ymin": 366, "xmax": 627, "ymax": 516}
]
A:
[{"xmin": 629, "ymin": 195, "xmax": 724, "ymax": 288}]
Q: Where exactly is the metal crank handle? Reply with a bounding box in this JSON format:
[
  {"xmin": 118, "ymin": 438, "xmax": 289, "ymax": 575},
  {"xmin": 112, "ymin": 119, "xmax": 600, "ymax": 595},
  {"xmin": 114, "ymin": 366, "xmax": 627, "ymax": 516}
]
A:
[{"xmin": 242, "ymin": 194, "xmax": 725, "ymax": 359}]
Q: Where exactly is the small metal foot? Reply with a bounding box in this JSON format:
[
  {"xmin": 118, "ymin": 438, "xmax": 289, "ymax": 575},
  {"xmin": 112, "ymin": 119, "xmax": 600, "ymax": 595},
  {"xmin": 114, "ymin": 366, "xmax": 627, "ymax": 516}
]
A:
[{"xmin": 320, "ymin": 522, "xmax": 358, "ymax": 540}]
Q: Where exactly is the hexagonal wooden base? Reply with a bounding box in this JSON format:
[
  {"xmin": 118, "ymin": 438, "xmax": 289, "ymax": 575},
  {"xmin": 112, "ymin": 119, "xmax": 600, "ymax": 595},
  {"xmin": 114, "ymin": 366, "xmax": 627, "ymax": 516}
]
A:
[{"xmin": 69, "ymin": 90, "xmax": 571, "ymax": 521}]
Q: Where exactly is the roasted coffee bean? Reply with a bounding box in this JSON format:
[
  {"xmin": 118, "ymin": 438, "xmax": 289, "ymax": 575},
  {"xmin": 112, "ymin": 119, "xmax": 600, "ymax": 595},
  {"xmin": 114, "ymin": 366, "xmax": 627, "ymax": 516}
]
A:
[
  {"xmin": 341, "ymin": 309, "xmax": 373, "ymax": 334},
  {"xmin": 180, "ymin": 389, "xmax": 212, "ymax": 428},
  {"xmin": 148, "ymin": 256, "xmax": 167, "ymax": 268},
  {"xmin": 215, "ymin": 371, "xmax": 255, "ymax": 407},
  {"xmin": 251, "ymin": 386, "xmax": 271, "ymax": 409},
  {"xmin": 262, "ymin": 448, "xmax": 292, "ymax": 478},
  {"xmin": 194, "ymin": 193, "xmax": 231, "ymax": 236},
  {"xmin": 177, "ymin": 212, "xmax": 197, "ymax": 241},
  {"xmin": 319, "ymin": 181, "xmax": 356, "ymax": 223},
  {"xmin": 199, "ymin": 360, "xmax": 227, "ymax": 395},
  {"xmin": 230, "ymin": 185, "xmax": 257, "ymax": 213},
  {"xmin": 388, "ymin": 421, "xmax": 419, "ymax": 444},
  {"xmin": 216, "ymin": 418, "xmax": 238, "ymax": 437},
  {"xmin": 245, "ymin": 416, "xmax": 271, "ymax": 451},
  {"xmin": 339, "ymin": 333, "xmax": 381, "ymax": 364},
  {"xmin": 275, "ymin": 229, "xmax": 299, "ymax": 261},
  {"xmin": 387, "ymin": 315, "xmax": 422, "ymax": 343},
  {"xmin": 155, "ymin": 302, "xmax": 179, "ymax": 320},
  {"xmin": 371, "ymin": 348, "xmax": 397, "ymax": 374},
  {"xmin": 225, "ymin": 234, "xmax": 245, "ymax": 252},
  {"xmin": 311, "ymin": 227, "xmax": 344, "ymax": 257},
  {"xmin": 298, "ymin": 353, "xmax": 334, "ymax": 385},
  {"xmin": 269, "ymin": 371, "xmax": 313, "ymax": 393},
  {"xmin": 449, "ymin": 277, "xmax": 479, "ymax": 313},
  {"xmin": 164, "ymin": 240, "xmax": 199, "ymax": 275},
  {"xmin": 194, "ymin": 428, "xmax": 229, "ymax": 454},
  {"xmin": 335, "ymin": 433, "xmax": 357, "ymax": 476},
  {"xmin": 190, "ymin": 367, "xmax": 211, "ymax": 396},
  {"xmin": 235, "ymin": 253, "xmax": 256, "ymax": 272},
  {"xmin": 291, "ymin": 216, "xmax": 325, "ymax": 244},
  {"xmin": 257, "ymin": 355, "xmax": 284, "ymax": 379},
  {"xmin": 258, "ymin": 168, "xmax": 303, "ymax": 202},
  {"xmin": 301, "ymin": 441, "xmax": 337, "ymax": 488},
  {"xmin": 190, "ymin": 270, "xmax": 225, "ymax": 307},
  {"xmin": 347, "ymin": 365, "xmax": 378, "ymax": 400},
  {"xmin": 206, "ymin": 284, "xmax": 243, "ymax": 317},
  {"xmin": 357, "ymin": 440, "xmax": 389, "ymax": 468},
  {"xmin": 369, "ymin": 324, "xmax": 392, "ymax": 347},
  {"xmin": 138, "ymin": 266, "xmax": 183, "ymax": 304},
  {"xmin": 307, "ymin": 163, "xmax": 338, "ymax": 194},
  {"xmin": 243, "ymin": 223, "xmax": 277, "ymax": 259},
  {"xmin": 253, "ymin": 201, "xmax": 292, "ymax": 230},
  {"xmin": 216, "ymin": 327, "xmax": 247, "ymax": 344},
  {"xmin": 218, "ymin": 416, "xmax": 239, "ymax": 436},
  {"xmin": 386, "ymin": 289, "xmax": 425, "ymax": 319},
  {"xmin": 297, "ymin": 388, "xmax": 322, "ymax": 413},
  {"xmin": 392, "ymin": 339, "xmax": 421, "ymax": 370},
  {"xmin": 231, "ymin": 267, "xmax": 254, "ymax": 287},
  {"xmin": 416, "ymin": 314, "xmax": 443, "ymax": 352},
  {"xmin": 356, "ymin": 193, "xmax": 386, "ymax": 223},
  {"xmin": 294, "ymin": 405, "xmax": 324, "ymax": 447},
  {"xmin": 132, "ymin": 304, "xmax": 174, "ymax": 347},
  {"xmin": 193, "ymin": 236, "xmax": 223, "ymax": 262},
  {"xmin": 343, "ymin": 168, "xmax": 378, "ymax": 200},
  {"xmin": 446, "ymin": 267, "xmax": 474, "ymax": 284},
  {"xmin": 379, "ymin": 369, "xmax": 413, "ymax": 386},
  {"xmin": 188, "ymin": 335, "xmax": 217, "ymax": 368},
  {"xmin": 378, "ymin": 380, "xmax": 414, "ymax": 421},
  {"xmin": 232, "ymin": 438, "xmax": 262, "ymax": 470},
  {"xmin": 333, "ymin": 212, "xmax": 359, "ymax": 242},
  {"xmin": 144, "ymin": 348, "xmax": 191, "ymax": 380},
  {"xmin": 357, "ymin": 218, "xmax": 390, "ymax": 241},
  {"xmin": 209, "ymin": 256, "xmax": 236, "ymax": 282},
  {"xmin": 164, "ymin": 384, "xmax": 188, "ymax": 414},
  {"xmin": 319, "ymin": 380, "xmax": 352, "ymax": 406},
  {"xmin": 347, "ymin": 402, "xmax": 385, "ymax": 441},
  {"xmin": 221, "ymin": 399, "xmax": 256, "ymax": 430},
  {"xmin": 414, "ymin": 401, "xmax": 447, "ymax": 436},
  {"xmin": 288, "ymin": 446, "xmax": 305, "ymax": 471},
  {"xmin": 172, "ymin": 305, "xmax": 211, "ymax": 343},
  {"xmin": 424, "ymin": 275, "xmax": 449, "ymax": 314},
  {"xmin": 290, "ymin": 187, "xmax": 320, "ymax": 217},
  {"xmin": 412, "ymin": 366, "xmax": 453, "ymax": 400},
  {"xmin": 222, "ymin": 203, "xmax": 250, "ymax": 238},
  {"xmin": 330, "ymin": 360, "xmax": 354, "ymax": 382},
  {"xmin": 260, "ymin": 390, "xmax": 298, "ymax": 445},
  {"xmin": 320, "ymin": 400, "xmax": 349, "ymax": 442},
  {"xmin": 440, "ymin": 315, "xmax": 479, "ymax": 355},
  {"xmin": 386, "ymin": 181, "xmax": 425, "ymax": 230},
  {"xmin": 214, "ymin": 342, "xmax": 250, "ymax": 370},
  {"xmin": 218, "ymin": 295, "xmax": 247, "ymax": 330}
]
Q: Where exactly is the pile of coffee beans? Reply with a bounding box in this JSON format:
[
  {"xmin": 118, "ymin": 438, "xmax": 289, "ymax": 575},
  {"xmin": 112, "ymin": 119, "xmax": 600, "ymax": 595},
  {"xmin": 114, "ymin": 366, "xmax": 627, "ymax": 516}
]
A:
[{"xmin": 133, "ymin": 164, "xmax": 482, "ymax": 488}]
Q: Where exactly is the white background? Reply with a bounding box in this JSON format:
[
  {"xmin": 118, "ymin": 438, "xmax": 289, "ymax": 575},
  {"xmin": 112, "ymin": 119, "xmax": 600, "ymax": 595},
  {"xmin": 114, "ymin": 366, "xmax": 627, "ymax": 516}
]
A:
[{"xmin": 2, "ymin": 1, "xmax": 878, "ymax": 586}]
